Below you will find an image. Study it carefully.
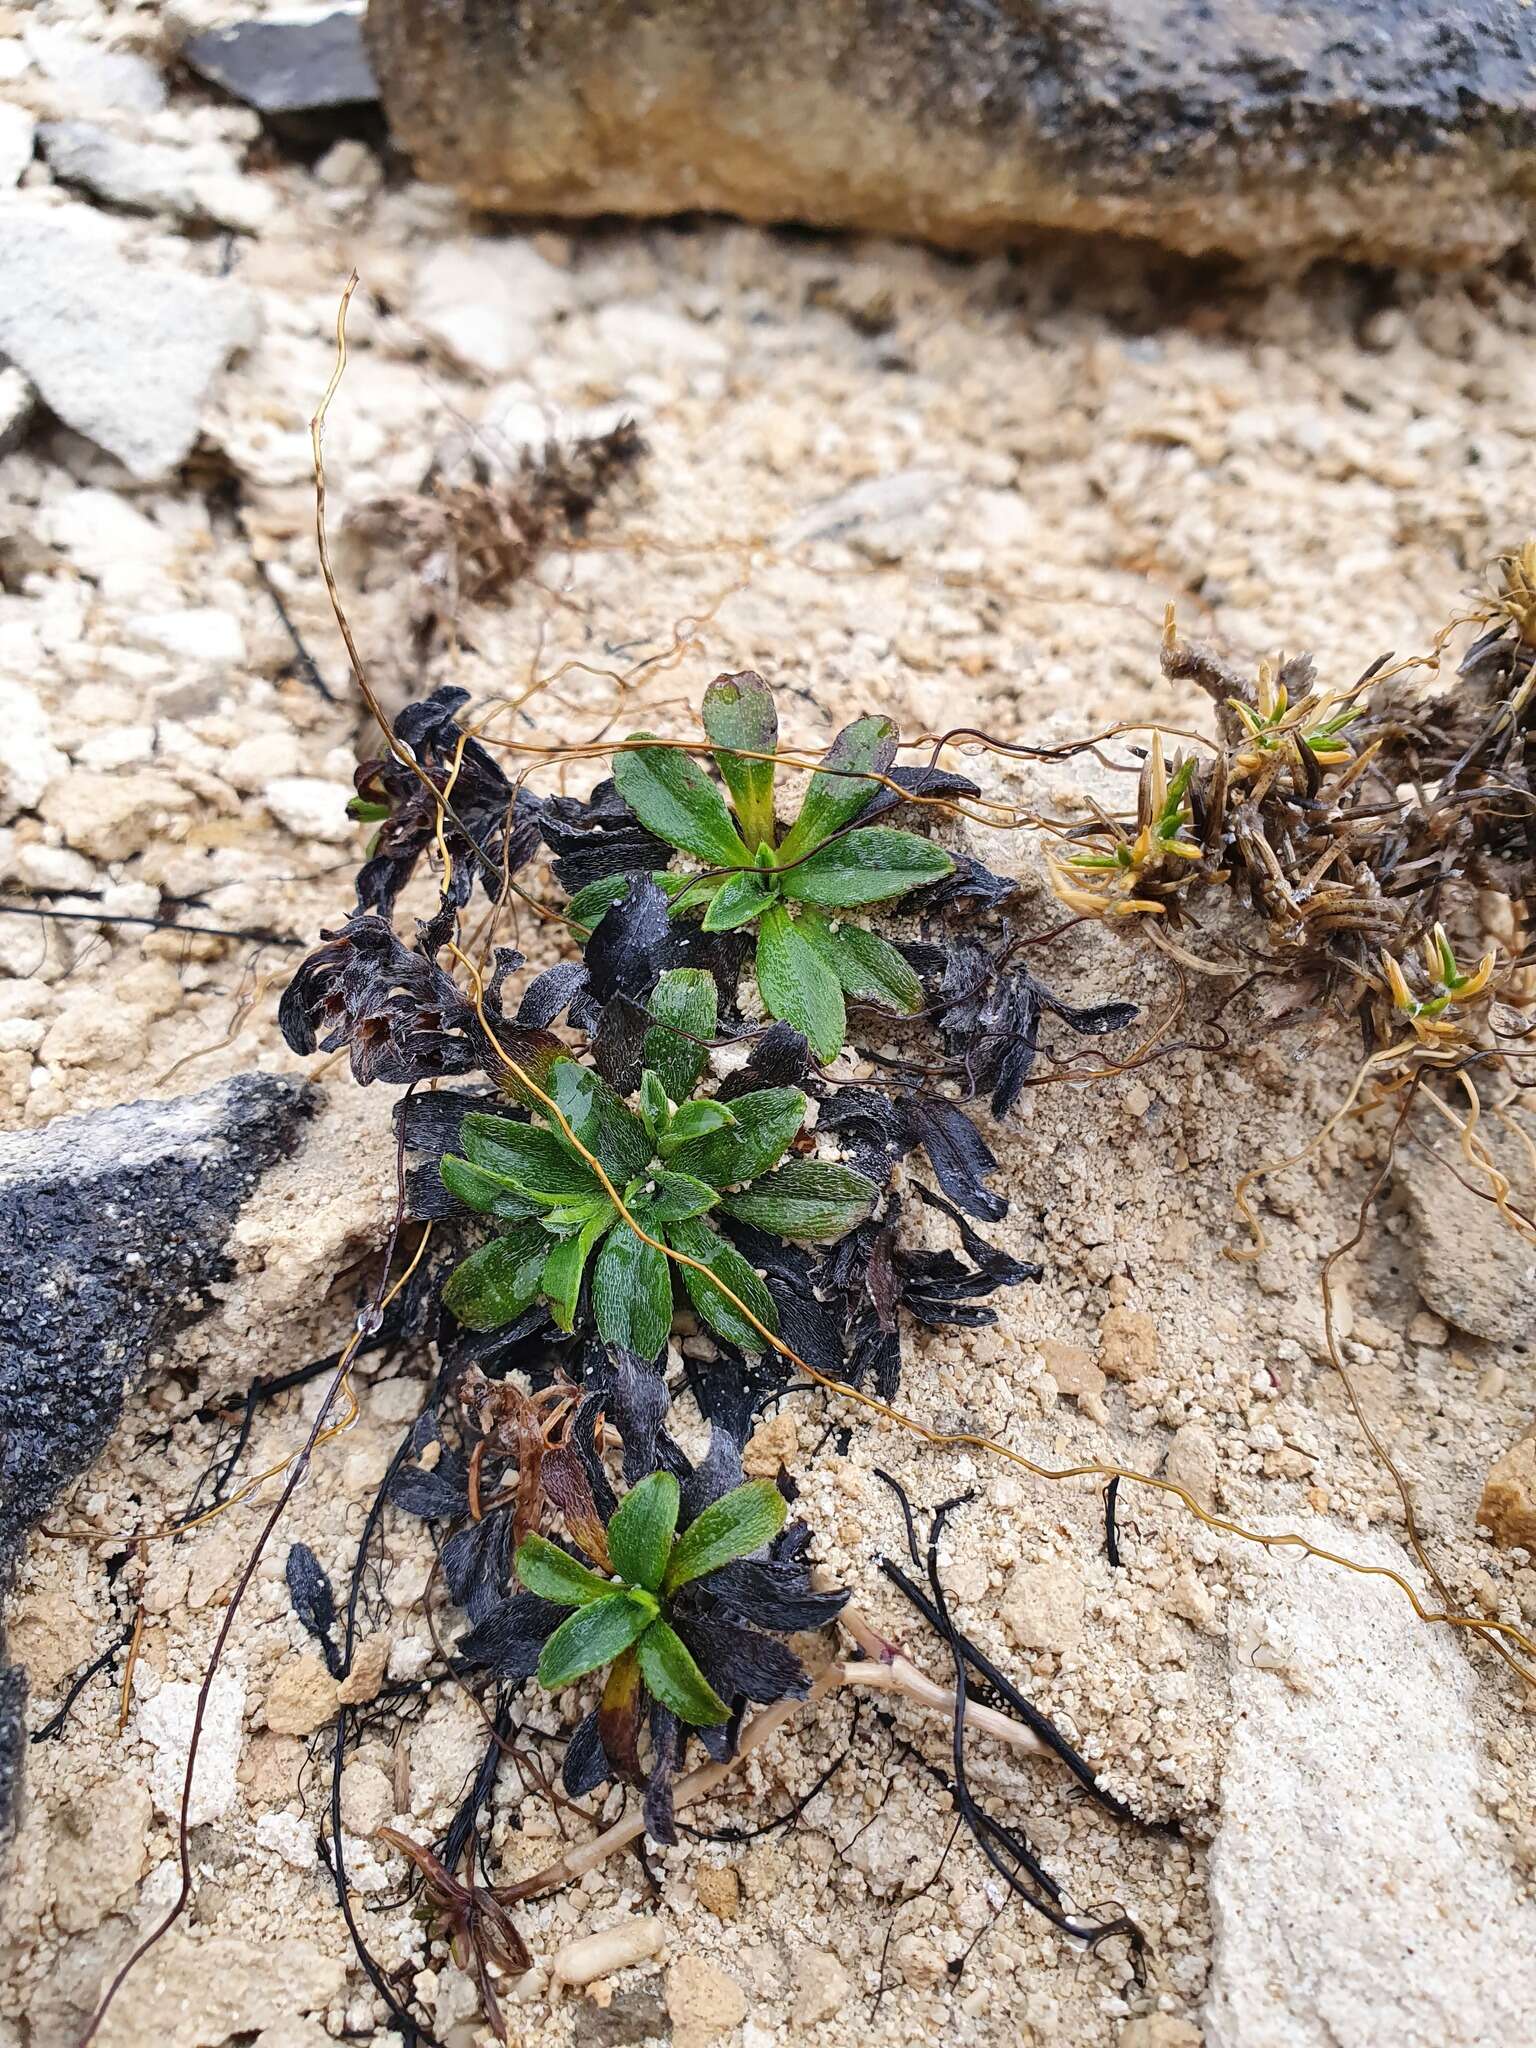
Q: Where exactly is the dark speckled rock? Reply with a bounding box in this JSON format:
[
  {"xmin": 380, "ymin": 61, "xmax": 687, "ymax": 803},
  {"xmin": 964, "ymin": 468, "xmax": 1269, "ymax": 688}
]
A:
[
  {"xmin": 0, "ymin": 1073, "xmax": 314, "ymax": 1838},
  {"xmin": 365, "ymin": 0, "xmax": 1536, "ymax": 264}
]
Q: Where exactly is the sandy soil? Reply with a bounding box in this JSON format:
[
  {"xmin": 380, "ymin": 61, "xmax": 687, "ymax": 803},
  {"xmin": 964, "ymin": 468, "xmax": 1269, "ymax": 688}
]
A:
[{"xmin": 3, "ymin": 18, "xmax": 1536, "ymax": 2048}]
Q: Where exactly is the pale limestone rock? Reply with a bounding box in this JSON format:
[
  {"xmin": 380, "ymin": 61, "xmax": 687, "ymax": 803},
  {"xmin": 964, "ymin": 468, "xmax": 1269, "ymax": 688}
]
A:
[
  {"xmin": 1099, "ymin": 1304, "xmax": 1158, "ymax": 1382},
  {"xmin": 1164, "ymin": 1423, "xmax": 1218, "ymax": 1505},
  {"xmin": 224, "ymin": 731, "xmax": 304, "ymax": 793},
  {"xmin": 264, "ymin": 1651, "xmax": 340, "ymax": 1737},
  {"xmin": 0, "ymin": 364, "xmax": 35, "ymax": 457},
  {"xmin": 1119, "ymin": 2020, "xmax": 1202, "ymax": 2048},
  {"xmin": 1002, "ymin": 1559, "xmax": 1085, "ymax": 1654},
  {"xmin": 139, "ymin": 1669, "xmax": 245, "ymax": 1827},
  {"xmin": 255, "ymin": 1808, "xmax": 317, "ymax": 1870},
  {"xmin": 694, "ymin": 1864, "xmax": 741, "ymax": 1920},
  {"xmin": 789, "ymin": 1946, "xmax": 849, "ymax": 2029},
  {"xmin": 38, "ymin": 768, "xmax": 194, "ymax": 862},
  {"xmin": 263, "ymin": 776, "xmax": 356, "ymax": 845},
  {"xmin": 413, "ymin": 238, "xmax": 570, "ymax": 381},
  {"xmin": 337, "ymin": 1632, "xmax": 391, "ymax": 1706},
  {"xmin": 23, "ymin": 22, "xmax": 167, "ymax": 115},
  {"xmin": 665, "ymin": 1954, "xmax": 747, "ymax": 2048},
  {"xmin": 253, "ymin": 2023, "xmax": 336, "ymax": 2048},
  {"xmin": 1039, "ymin": 1337, "xmax": 1105, "ymax": 1403},
  {"xmin": 6, "ymin": 1588, "xmax": 94, "ymax": 1695},
  {"xmin": 0, "ymin": 102, "xmax": 33, "ymax": 186},
  {"xmin": 1477, "ymin": 1428, "xmax": 1536, "ymax": 1549},
  {"xmin": 92, "ymin": 1932, "xmax": 345, "ymax": 2048},
  {"xmin": 38, "ymin": 122, "xmax": 275, "ymax": 235},
  {"xmin": 127, "ymin": 607, "xmax": 247, "ymax": 670},
  {"xmin": 1205, "ymin": 1518, "xmax": 1536, "ymax": 2048},
  {"xmin": 40, "ymin": 1002, "xmax": 151, "ymax": 1073},
  {"xmin": 48, "ymin": 1775, "xmax": 152, "ymax": 1932},
  {"xmin": 0, "ymin": 205, "xmax": 259, "ymax": 481},
  {"xmin": 339, "ymin": 1759, "xmax": 392, "ymax": 1838},
  {"xmin": 743, "ymin": 1408, "xmax": 798, "ymax": 1476},
  {"xmin": 0, "ymin": 680, "xmax": 66, "ymax": 819},
  {"xmin": 1406, "ymin": 1155, "xmax": 1536, "ymax": 1343}
]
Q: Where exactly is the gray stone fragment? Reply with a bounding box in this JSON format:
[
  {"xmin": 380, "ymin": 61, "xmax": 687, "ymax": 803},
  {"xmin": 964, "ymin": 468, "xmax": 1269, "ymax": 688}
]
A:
[
  {"xmin": 366, "ymin": 0, "xmax": 1536, "ymax": 266},
  {"xmin": 1207, "ymin": 1519, "xmax": 1536, "ymax": 2048},
  {"xmin": 38, "ymin": 121, "xmax": 275, "ymax": 234},
  {"xmin": 0, "ymin": 1073, "xmax": 315, "ymax": 1838},
  {"xmin": 1404, "ymin": 1154, "xmax": 1536, "ymax": 1342},
  {"xmin": 183, "ymin": 6, "xmax": 376, "ymax": 116},
  {"xmin": 0, "ymin": 205, "xmax": 260, "ymax": 480}
]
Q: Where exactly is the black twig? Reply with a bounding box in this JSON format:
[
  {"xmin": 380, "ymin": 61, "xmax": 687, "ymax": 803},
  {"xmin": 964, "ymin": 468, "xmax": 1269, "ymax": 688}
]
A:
[{"xmin": 27, "ymin": 1626, "xmax": 134, "ymax": 1744}]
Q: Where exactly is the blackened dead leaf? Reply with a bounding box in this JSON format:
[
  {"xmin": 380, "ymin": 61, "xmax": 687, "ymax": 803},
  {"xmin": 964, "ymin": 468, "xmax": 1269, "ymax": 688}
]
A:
[
  {"xmin": 285, "ymin": 1542, "xmax": 342, "ymax": 1677},
  {"xmin": 353, "ymin": 685, "xmax": 542, "ymax": 922},
  {"xmin": 537, "ymin": 776, "xmax": 672, "ymax": 893}
]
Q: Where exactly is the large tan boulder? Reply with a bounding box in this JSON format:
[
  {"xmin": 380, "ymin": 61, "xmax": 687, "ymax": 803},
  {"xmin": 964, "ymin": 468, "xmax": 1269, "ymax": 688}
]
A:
[{"xmin": 366, "ymin": 0, "xmax": 1536, "ymax": 265}]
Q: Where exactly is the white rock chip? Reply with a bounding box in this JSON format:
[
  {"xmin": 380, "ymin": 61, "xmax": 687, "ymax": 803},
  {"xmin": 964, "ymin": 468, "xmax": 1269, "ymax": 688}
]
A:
[
  {"xmin": 0, "ymin": 101, "xmax": 34, "ymax": 186},
  {"xmin": 224, "ymin": 730, "xmax": 304, "ymax": 792},
  {"xmin": 127, "ymin": 606, "xmax": 247, "ymax": 669},
  {"xmin": 1205, "ymin": 1519, "xmax": 1536, "ymax": 2048},
  {"xmin": 0, "ymin": 680, "xmax": 66, "ymax": 818},
  {"xmin": 255, "ymin": 1809, "xmax": 318, "ymax": 1870},
  {"xmin": 23, "ymin": 23, "xmax": 168, "ymax": 115},
  {"xmin": 0, "ymin": 205, "xmax": 259, "ymax": 480},
  {"xmin": 138, "ymin": 1668, "xmax": 245, "ymax": 1827},
  {"xmin": 414, "ymin": 238, "xmax": 570, "ymax": 380},
  {"xmin": 263, "ymin": 776, "xmax": 356, "ymax": 844},
  {"xmin": 39, "ymin": 121, "xmax": 275, "ymax": 235}
]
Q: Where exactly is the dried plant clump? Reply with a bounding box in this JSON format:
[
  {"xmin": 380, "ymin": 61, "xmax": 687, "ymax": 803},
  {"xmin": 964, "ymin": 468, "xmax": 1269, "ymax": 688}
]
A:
[
  {"xmin": 349, "ymin": 418, "xmax": 645, "ymax": 645},
  {"xmin": 1049, "ymin": 561, "xmax": 1536, "ymax": 1054}
]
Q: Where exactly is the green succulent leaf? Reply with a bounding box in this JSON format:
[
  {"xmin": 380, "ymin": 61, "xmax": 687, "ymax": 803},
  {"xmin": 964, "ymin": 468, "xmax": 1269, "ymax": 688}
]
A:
[
  {"xmin": 539, "ymin": 1205, "xmax": 615, "ymax": 1332},
  {"xmin": 565, "ymin": 869, "xmax": 700, "ymax": 936},
  {"xmin": 777, "ymin": 713, "xmax": 897, "ymax": 864},
  {"xmin": 779, "ymin": 826, "xmax": 953, "ymax": 908},
  {"xmin": 515, "ymin": 1531, "xmax": 615, "ymax": 1607},
  {"xmin": 605, "ymin": 1471, "xmax": 680, "ymax": 1593},
  {"xmin": 754, "ymin": 905, "xmax": 846, "ymax": 1061},
  {"xmin": 438, "ymin": 1153, "xmax": 543, "ymax": 1221},
  {"xmin": 663, "ymin": 1479, "xmax": 789, "ymax": 1594},
  {"xmin": 459, "ymin": 1114, "xmax": 604, "ymax": 1205},
  {"xmin": 537, "ymin": 1590, "xmax": 653, "ymax": 1691},
  {"xmin": 719, "ymin": 1157, "xmax": 878, "ymax": 1242},
  {"xmin": 702, "ymin": 670, "xmax": 779, "ymax": 852},
  {"xmin": 590, "ymin": 1222, "xmax": 675, "ymax": 1361},
  {"xmin": 656, "ymin": 1097, "xmax": 735, "ymax": 1156},
  {"xmin": 638, "ymin": 1069, "xmax": 670, "ymax": 1145},
  {"xmin": 636, "ymin": 1619, "xmax": 730, "ymax": 1725},
  {"xmin": 548, "ymin": 1060, "xmax": 652, "ymax": 1182},
  {"xmin": 666, "ymin": 1215, "xmax": 778, "ymax": 1353},
  {"xmin": 642, "ymin": 968, "xmax": 717, "ymax": 1102},
  {"xmin": 631, "ymin": 1168, "xmax": 719, "ymax": 1224},
  {"xmin": 700, "ymin": 868, "xmax": 775, "ymax": 932},
  {"xmin": 442, "ymin": 1222, "xmax": 550, "ymax": 1331},
  {"xmin": 795, "ymin": 908, "xmax": 925, "ymax": 1012},
  {"xmin": 613, "ymin": 736, "xmax": 752, "ymax": 868},
  {"xmin": 663, "ymin": 1084, "xmax": 805, "ymax": 1188}
]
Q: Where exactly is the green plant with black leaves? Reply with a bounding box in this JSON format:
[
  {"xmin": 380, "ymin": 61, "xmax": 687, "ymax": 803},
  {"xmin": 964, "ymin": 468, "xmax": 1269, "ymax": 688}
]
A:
[
  {"xmin": 565, "ymin": 672, "xmax": 954, "ymax": 1059},
  {"xmin": 515, "ymin": 1470, "xmax": 788, "ymax": 1724},
  {"xmin": 440, "ymin": 969, "xmax": 877, "ymax": 1356}
]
